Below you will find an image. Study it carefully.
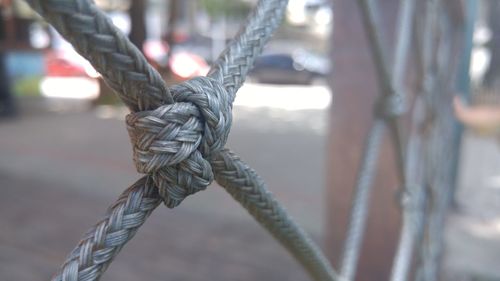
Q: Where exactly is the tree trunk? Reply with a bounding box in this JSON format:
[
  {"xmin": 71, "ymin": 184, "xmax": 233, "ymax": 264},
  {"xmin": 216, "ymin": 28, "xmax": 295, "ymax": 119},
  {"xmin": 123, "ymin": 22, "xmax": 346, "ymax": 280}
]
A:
[
  {"xmin": 128, "ymin": 0, "xmax": 147, "ymax": 51},
  {"xmin": 165, "ymin": 0, "xmax": 179, "ymax": 74}
]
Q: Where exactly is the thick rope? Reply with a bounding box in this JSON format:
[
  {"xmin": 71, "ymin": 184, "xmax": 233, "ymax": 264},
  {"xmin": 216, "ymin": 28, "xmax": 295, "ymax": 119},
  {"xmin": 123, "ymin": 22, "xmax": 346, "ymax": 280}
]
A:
[
  {"xmin": 26, "ymin": 0, "xmax": 172, "ymax": 112},
  {"xmin": 207, "ymin": 0, "xmax": 288, "ymax": 101},
  {"xmin": 50, "ymin": 149, "xmax": 338, "ymax": 281},
  {"xmin": 126, "ymin": 76, "xmax": 232, "ymax": 208},
  {"xmin": 213, "ymin": 149, "xmax": 338, "ymax": 281},
  {"xmin": 23, "ymin": 0, "xmax": 468, "ymax": 280},
  {"xmin": 27, "ymin": 0, "xmax": 338, "ymax": 280},
  {"xmin": 28, "ymin": 0, "xmax": 288, "ymax": 207},
  {"xmin": 51, "ymin": 176, "xmax": 161, "ymax": 281}
]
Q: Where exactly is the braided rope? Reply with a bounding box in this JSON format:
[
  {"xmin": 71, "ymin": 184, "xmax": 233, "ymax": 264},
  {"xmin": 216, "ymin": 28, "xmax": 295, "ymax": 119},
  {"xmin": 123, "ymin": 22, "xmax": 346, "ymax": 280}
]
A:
[
  {"xmin": 51, "ymin": 176, "xmax": 161, "ymax": 281},
  {"xmin": 207, "ymin": 0, "xmax": 288, "ymax": 101},
  {"xmin": 26, "ymin": 0, "xmax": 339, "ymax": 280},
  {"xmin": 21, "ymin": 0, "xmax": 470, "ymax": 280},
  {"xmin": 27, "ymin": 0, "xmax": 172, "ymax": 112},
  {"xmin": 213, "ymin": 149, "xmax": 338, "ymax": 281}
]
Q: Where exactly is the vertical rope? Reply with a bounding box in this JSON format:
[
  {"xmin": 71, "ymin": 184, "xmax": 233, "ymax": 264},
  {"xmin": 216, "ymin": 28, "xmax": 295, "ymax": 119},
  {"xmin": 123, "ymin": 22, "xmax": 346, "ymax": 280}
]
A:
[{"xmin": 389, "ymin": 97, "xmax": 426, "ymax": 281}]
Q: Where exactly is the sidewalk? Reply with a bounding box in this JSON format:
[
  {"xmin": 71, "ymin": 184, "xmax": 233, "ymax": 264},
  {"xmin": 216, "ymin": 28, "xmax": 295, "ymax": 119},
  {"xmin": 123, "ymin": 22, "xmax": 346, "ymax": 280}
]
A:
[
  {"xmin": 2, "ymin": 91, "xmax": 500, "ymax": 280},
  {"xmin": 444, "ymin": 132, "xmax": 500, "ymax": 281},
  {"xmin": 0, "ymin": 89, "xmax": 330, "ymax": 280}
]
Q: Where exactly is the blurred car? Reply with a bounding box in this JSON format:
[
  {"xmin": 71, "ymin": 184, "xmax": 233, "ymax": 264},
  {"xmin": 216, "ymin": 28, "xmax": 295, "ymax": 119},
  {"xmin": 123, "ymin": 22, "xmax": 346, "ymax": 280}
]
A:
[
  {"xmin": 143, "ymin": 36, "xmax": 210, "ymax": 81},
  {"xmin": 169, "ymin": 51, "xmax": 209, "ymax": 80},
  {"xmin": 44, "ymin": 50, "xmax": 96, "ymax": 78},
  {"xmin": 41, "ymin": 49, "xmax": 100, "ymax": 99},
  {"xmin": 143, "ymin": 39, "xmax": 170, "ymax": 69},
  {"xmin": 249, "ymin": 51, "xmax": 329, "ymax": 85}
]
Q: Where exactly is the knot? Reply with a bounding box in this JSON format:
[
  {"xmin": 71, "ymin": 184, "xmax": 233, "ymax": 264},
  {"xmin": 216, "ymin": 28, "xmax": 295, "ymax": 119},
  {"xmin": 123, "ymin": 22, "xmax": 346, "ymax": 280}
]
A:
[
  {"xmin": 375, "ymin": 93, "xmax": 406, "ymax": 118},
  {"xmin": 396, "ymin": 184, "xmax": 424, "ymax": 215},
  {"xmin": 126, "ymin": 76, "xmax": 232, "ymax": 208}
]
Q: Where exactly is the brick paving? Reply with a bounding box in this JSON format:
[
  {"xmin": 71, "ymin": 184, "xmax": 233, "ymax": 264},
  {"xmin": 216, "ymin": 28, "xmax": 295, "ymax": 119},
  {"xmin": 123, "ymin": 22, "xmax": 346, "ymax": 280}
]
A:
[
  {"xmin": 3, "ymin": 94, "xmax": 500, "ymax": 280},
  {"xmin": 0, "ymin": 172, "xmax": 312, "ymax": 281},
  {"xmin": 0, "ymin": 97, "xmax": 328, "ymax": 281}
]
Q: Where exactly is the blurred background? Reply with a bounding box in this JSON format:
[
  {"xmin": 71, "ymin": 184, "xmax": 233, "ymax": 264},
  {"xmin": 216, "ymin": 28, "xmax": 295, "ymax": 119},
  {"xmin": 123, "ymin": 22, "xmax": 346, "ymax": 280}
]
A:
[{"xmin": 0, "ymin": 0, "xmax": 500, "ymax": 280}]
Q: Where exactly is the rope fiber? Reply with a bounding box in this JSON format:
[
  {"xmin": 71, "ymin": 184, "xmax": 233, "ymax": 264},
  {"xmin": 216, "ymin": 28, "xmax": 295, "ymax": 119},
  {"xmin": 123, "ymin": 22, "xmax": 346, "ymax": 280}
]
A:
[
  {"xmin": 26, "ymin": 0, "xmax": 339, "ymax": 280},
  {"xmin": 21, "ymin": 0, "xmax": 468, "ymax": 280}
]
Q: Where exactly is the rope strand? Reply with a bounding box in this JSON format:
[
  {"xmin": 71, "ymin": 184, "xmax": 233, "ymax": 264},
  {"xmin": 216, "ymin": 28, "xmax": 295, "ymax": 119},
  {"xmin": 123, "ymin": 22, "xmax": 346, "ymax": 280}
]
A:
[{"xmin": 26, "ymin": 0, "xmax": 339, "ymax": 280}]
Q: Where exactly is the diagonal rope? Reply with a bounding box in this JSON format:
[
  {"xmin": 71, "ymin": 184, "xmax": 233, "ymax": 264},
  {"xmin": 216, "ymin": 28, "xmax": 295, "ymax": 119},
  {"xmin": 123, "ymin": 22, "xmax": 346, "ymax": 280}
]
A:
[
  {"xmin": 51, "ymin": 149, "xmax": 339, "ymax": 281},
  {"xmin": 23, "ymin": 0, "xmax": 469, "ymax": 280},
  {"xmin": 339, "ymin": 0, "xmax": 416, "ymax": 280},
  {"xmin": 213, "ymin": 149, "xmax": 338, "ymax": 281},
  {"xmin": 51, "ymin": 176, "xmax": 161, "ymax": 281},
  {"xmin": 26, "ymin": 0, "xmax": 339, "ymax": 280},
  {"xmin": 207, "ymin": 0, "xmax": 289, "ymax": 102},
  {"xmin": 27, "ymin": 0, "xmax": 172, "ymax": 112},
  {"xmin": 338, "ymin": 119, "xmax": 386, "ymax": 281}
]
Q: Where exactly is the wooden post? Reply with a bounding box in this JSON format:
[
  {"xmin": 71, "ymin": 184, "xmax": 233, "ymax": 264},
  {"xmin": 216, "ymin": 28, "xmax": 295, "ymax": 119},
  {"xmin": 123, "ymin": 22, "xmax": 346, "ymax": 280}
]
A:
[{"xmin": 325, "ymin": 0, "xmax": 402, "ymax": 280}]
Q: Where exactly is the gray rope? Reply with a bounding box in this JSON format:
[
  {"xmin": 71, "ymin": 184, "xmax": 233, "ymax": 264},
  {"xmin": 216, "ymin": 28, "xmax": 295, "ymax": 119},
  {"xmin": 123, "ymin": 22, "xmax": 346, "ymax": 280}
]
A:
[
  {"xmin": 416, "ymin": 2, "xmax": 470, "ymax": 280},
  {"xmin": 123, "ymin": 0, "xmax": 289, "ymax": 206},
  {"xmin": 413, "ymin": 2, "xmax": 445, "ymax": 281},
  {"xmin": 27, "ymin": 0, "xmax": 339, "ymax": 280},
  {"xmin": 391, "ymin": 0, "xmax": 416, "ymax": 94},
  {"xmin": 26, "ymin": 0, "xmax": 172, "ymax": 112},
  {"xmin": 339, "ymin": 119, "xmax": 386, "ymax": 281},
  {"xmin": 25, "ymin": 1, "xmax": 469, "ymax": 281},
  {"xmin": 51, "ymin": 176, "xmax": 162, "ymax": 281},
  {"xmin": 213, "ymin": 149, "xmax": 338, "ymax": 281},
  {"xmin": 338, "ymin": 0, "xmax": 413, "ymax": 279},
  {"xmin": 339, "ymin": 0, "xmax": 465, "ymax": 279},
  {"xmin": 126, "ymin": 76, "xmax": 232, "ymax": 208},
  {"xmin": 389, "ymin": 97, "xmax": 426, "ymax": 281},
  {"xmin": 385, "ymin": 0, "xmax": 416, "ymax": 190},
  {"xmin": 386, "ymin": 1, "xmax": 423, "ymax": 280},
  {"xmin": 29, "ymin": 0, "xmax": 289, "ymax": 207},
  {"xmin": 410, "ymin": 2, "xmax": 441, "ymax": 280},
  {"xmin": 411, "ymin": 1, "xmax": 471, "ymax": 280},
  {"xmin": 390, "ymin": 184, "xmax": 426, "ymax": 281},
  {"xmin": 207, "ymin": 0, "xmax": 289, "ymax": 101},
  {"xmin": 51, "ymin": 149, "xmax": 340, "ymax": 281},
  {"xmin": 357, "ymin": 0, "xmax": 393, "ymax": 98}
]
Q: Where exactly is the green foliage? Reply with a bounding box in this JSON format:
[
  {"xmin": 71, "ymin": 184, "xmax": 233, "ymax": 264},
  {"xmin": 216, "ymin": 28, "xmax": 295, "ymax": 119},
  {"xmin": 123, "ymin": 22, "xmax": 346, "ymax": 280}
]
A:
[
  {"xmin": 200, "ymin": 0, "xmax": 251, "ymax": 19},
  {"xmin": 13, "ymin": 76, "xmax": 42, "ymax": 97}
]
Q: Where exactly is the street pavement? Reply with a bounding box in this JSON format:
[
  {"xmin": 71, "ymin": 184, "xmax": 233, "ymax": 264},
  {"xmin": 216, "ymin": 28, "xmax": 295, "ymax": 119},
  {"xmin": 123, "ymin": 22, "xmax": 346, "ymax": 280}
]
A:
[
  {"xmin": 2, "ymin": 83, "xmax": 500, "ymax": 280},
  {"xmin": 0, "ymin": 84, "xmax": 330, "ymax": 281},
  {"xmin": 443, "ymin": 133, "xmax": 500, "ymax": 281}
]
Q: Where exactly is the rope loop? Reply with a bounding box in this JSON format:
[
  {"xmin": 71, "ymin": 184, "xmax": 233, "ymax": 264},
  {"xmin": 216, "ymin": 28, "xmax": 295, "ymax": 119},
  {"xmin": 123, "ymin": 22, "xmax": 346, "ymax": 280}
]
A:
[{"xmin": 126, "ymin": 76, "xmax": 232, "ymax": 208}]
